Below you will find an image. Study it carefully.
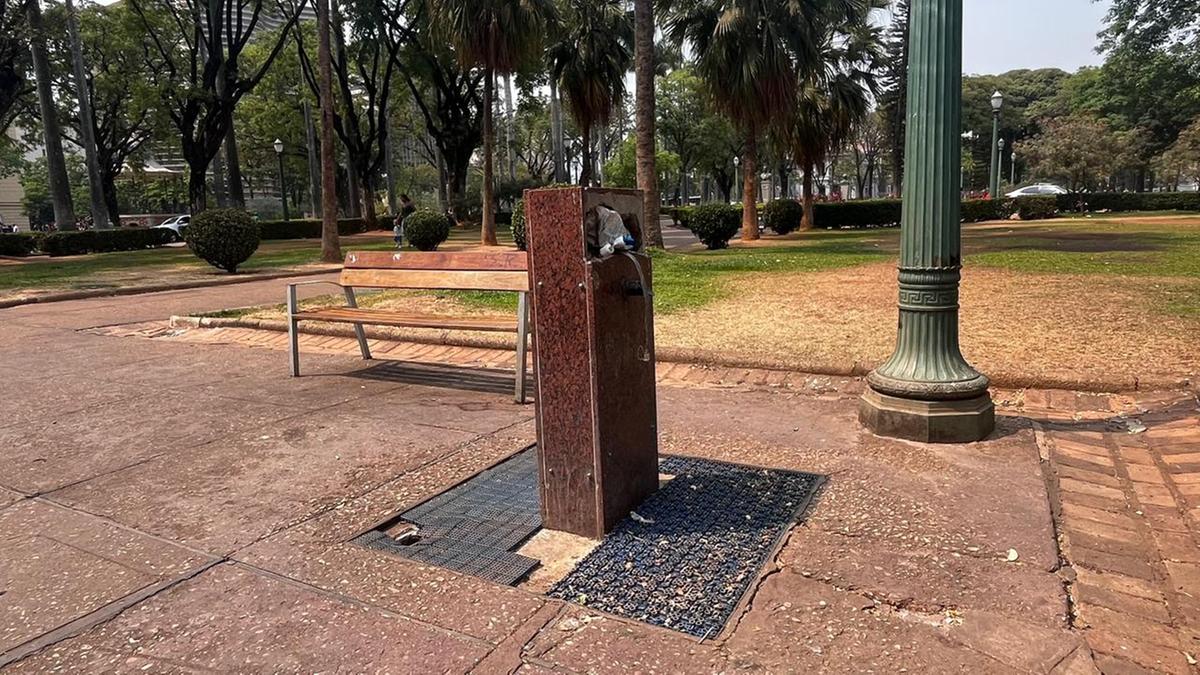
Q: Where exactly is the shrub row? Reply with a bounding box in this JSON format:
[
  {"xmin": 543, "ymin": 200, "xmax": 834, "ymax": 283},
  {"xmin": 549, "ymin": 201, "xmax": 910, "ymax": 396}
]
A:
[
  {"xmin": 0, "ymin": 233, "xmax": 38, "ymax": 257},
  {"xmin": 36, "ymin": 228, "xmax": 176, "ymax": 257},
  {"xmin": 257, "ymin": 215, "xmax": 394, "ymax": 240},
  {"xmin": 1055, "ymin": 192, "xmax": 1200, "ymax": 213}
]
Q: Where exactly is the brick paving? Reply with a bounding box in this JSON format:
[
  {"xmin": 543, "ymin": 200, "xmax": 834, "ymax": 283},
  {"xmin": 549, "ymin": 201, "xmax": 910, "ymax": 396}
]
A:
[{"xmin": 3, "ymin": 280, "xmax": 1199, "ymax": 673}]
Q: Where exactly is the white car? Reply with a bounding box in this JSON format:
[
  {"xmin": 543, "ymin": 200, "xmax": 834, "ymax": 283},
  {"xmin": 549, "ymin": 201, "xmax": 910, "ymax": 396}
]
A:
[
  {"xmin": 1006, "ymin": 184, "xmax": 1068, "ymax": 198},
  {"xmin": 153, "ymin": 215, "xmax": 190, "ymax": 242}
]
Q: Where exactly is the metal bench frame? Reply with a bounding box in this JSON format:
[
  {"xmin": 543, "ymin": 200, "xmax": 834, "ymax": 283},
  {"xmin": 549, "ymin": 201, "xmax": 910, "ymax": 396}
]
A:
[{"xmin": 285, "ymin": 278, "xmax": 531, "ymax": 404}]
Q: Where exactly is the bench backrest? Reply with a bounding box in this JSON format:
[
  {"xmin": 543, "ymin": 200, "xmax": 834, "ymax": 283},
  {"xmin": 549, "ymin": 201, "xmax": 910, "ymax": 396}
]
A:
[{"xmin": 339, "ymin": 251, "xmax": 530, "ymax": 292}]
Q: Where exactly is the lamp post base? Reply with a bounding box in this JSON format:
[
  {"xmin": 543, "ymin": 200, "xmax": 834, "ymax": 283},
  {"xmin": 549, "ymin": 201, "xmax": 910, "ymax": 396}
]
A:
[{"xmin": 859, "ymin": 387, "xmax": 995, "ymax": 444}]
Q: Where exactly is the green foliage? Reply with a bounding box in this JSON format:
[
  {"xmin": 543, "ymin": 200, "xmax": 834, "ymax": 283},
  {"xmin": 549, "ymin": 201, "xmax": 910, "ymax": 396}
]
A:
[
  {"xmin": 0, "ymin": 233, "xmax": 38, "ymax": 257},
  {"xmin": 812, "ymin": 200, "xmax": 902, "ymax": 229},
  {"xmin": 256, "ymin": 217, "xmax": 382, "ymax": 240},
  {"xmin": 603, "ymin": 134, "xmax": 680, "ymax": 189},
  {"xmin": 1011, "ymin": 196, "xmax": 1058, "ymax": 220},
  {"xmin": 961, "ymin": 199, "xmax": 1003, "ymax": 223},
  {"xmin": 185, "ymin": 209, "xmax": 260, "ymax": 273},
  {"xmin": 37, "ymin": 228, "xmax": 174, "ymax": 256},
  {"xmin": 762, "ymin": 199, "xmax": 803, "ymax": 235},
  {"xmin": 511, "ymin": 199, "xmax": 527, "ymax": 251},
  {"xmin": 19, "ymin": 155, "xmax": 90, "ymax": 227},
  {"xmin": 687, "ymin": 204, "xmax": 740, "ymax": 249},
  {"xmin": 1015, "ymin": 114, "xmax": 1132, "ymax": 191},
  {"xmin": 405, "ymin": 209, "xmax": 451, "ymax": 251},
  {"xmin": 1056, "ymin": 192, "xmax": 1200, "ymax": 213}
]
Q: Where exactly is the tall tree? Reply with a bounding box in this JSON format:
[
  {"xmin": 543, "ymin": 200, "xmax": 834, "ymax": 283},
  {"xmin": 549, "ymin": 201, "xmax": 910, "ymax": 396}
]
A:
[
  {"xmin": 633, "ymin": 0, "xmax": 662, "ymax": 246},
  {"xmin": 667, "ymin": 0, "xmax": 817, "ymax": 240},
  {"xmin": 296, "ymin": 0, "xmax": 410, "ymax": 230},
  {"xmin": 785, "ymin": 0, "xmax": 885, "ymax": 229},
  {"xmin": 26, "ymin": 0, "xmax": 76, "ymax": 229},
  {"xmin": 1015, "ymin": 114, "xmax": 1130, "ymax": 191},
  {"xmin": 430, "ymin": 0, "xmax": 555, "ymax": 245},
  {"xmin": 316, "ymin": 0, "xmax": 340, "ymax": 261},
  {"xmin": 128, "ymin": 0, "xmax": 306, "ymax": 213},
  {"xmin": 0, "ymin": 0, "xmax": 27, "ymax": 140},
  {"xmin": 878, "ymin": 0, "xmax": 907, "ymax": 193},
  {"xmin": 548, "ymin": 0, "xmax": 632, "ymax": 188},
  {"xmin": 656, "ymin": 68, "xmax": 706, "ymax": 205},
  {"xmin": 63, "ymin": 0, "xmax": 108, "ymax": 228},
  {"xmin": 1100, "ymin": 0, "xmax": 1200, "ymax": 57}
]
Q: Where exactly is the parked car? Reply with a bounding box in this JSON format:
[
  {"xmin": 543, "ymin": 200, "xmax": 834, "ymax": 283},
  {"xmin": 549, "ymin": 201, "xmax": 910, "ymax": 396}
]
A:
[
  {"xmin": 1006, "ymin": 184, "xmax": 1068, "ymax": 198},
  {"xmin": 153, "ymin": 215, "xmax": 190, "ymax": 242}
]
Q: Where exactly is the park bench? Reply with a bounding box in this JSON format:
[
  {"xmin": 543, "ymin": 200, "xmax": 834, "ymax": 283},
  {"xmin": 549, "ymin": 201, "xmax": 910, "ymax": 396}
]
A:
[{"xmin": 286, "ymin": 250, "xmax": 532, "ymax": 402}]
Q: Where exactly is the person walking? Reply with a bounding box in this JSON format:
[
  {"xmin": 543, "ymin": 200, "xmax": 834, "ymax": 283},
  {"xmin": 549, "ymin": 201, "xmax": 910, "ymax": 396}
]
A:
[{"xmin": 394, "ymin": 194, "xmax": 416, "ymax": 249}]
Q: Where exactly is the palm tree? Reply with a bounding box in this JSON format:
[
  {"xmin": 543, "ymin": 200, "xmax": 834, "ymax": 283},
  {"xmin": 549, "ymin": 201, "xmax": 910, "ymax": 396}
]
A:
[
  {"xmin": 548, "ymin": 0, "xmax": 632, "ymax": 187},
  {"xmin": 785, "ymin": 2, "xmax": 885, "ymax": 229},
  {"xmin": 431, "ymin": 0, "xmax": 555, "ymax": 246},
  {"xmin": 316, "ymin": 0, "xmax": 341, "ymax": 262},
  {"xmin": 633, "ymin": 0, "xmax": 662, "ymax": 247},
  {"xmin": 666, "ymin": 0, "xmax": 818, "ymax": 241}
]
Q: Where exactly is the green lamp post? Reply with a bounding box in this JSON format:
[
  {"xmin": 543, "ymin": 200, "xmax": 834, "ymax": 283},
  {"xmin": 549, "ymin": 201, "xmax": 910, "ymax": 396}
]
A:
[
  {"xmin": 989, "ymin": 90, "xmax": 1003, "ymax": 197},
  {"xmin": 860, "ymin": 0, "xmax": 994, "ymax": 443}
]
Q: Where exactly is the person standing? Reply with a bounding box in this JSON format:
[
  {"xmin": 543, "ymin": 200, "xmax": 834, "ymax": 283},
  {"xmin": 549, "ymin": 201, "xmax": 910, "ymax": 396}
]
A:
[{"xmin": 394, "ymin": 194, "xmax": 416, "ymax": 249}]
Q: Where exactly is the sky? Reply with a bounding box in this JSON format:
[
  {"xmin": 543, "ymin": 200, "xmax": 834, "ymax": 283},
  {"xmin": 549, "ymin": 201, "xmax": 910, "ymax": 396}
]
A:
[{"xmin": 962, "ymin": 0, "xmax": 1110, "ymax": 75}]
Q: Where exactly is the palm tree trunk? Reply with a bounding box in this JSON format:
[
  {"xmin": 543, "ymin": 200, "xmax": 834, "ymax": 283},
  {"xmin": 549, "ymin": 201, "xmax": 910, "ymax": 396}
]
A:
[
  {"xmin": 549, "ymin": 78, "xmax": 565, "ymax": 183},
  {"xmin": 64, "ymin": 0, "xmax": 109, "ymax": 229},
  {"xmin": 633, "ymin": 0, "xmax": 662, "ymax": 248},
  {"xmin": 302, "ymin": 99, "xmax": 321, "ymax": 216},
  {"xmin": 741, "ymin": 129, "xmax": 759, "ymax": 240},
  {"xmin": 503, "ymin": 73, "xmax": 516, "ymax": 182},
  {"xmin": 579, "ymin": 121, "xmax": 593, "ymax": 187},
  {"xmin": 801, "ymin": 161, "xmax": 815, "ymax": 230},
  {"xmin": 26, "ymin": 0, "xmax": 76, "ymax": 230},
  {"xmin": 481, "ymin": 64, "xmax": 498, "ymax": 245},
  {"xmin": 316, "ymin": 0, "xmax": 341, "ymax": 262}
]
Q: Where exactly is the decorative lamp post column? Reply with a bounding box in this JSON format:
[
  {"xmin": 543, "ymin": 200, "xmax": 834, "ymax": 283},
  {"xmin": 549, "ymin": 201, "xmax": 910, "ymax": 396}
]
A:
[
  {"xmin": 989, "ymin": 90, "xmax": 1003, "ymax": 197},
  {"xmin": 860, "ymin": 0, "xmax": 994, "ymax": 443},
  {"xmin": 274, "ymin": 138, "xmax": 290, "ymax": 221},
  {"xmin": 997, "ymin": 138, "xmax": 1006, "ymax": 192},
  {"xmin": 732, "ymin": 156, "xmax": 740, "ymax": 205},
  {"xmin": 1011, "ymin": 150, "xmax": 1018, "ymax": 185}
]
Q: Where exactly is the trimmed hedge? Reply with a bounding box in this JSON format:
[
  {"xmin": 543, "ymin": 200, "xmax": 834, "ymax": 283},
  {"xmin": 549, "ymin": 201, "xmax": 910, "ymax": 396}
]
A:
[
  {"xmin": 688, "ymin": 204, "xmax": 741, "ymax": 249},
  {"xmin": 39, "ymin": 228, "xmax": 175, "ymax": 257},
  {"xmin": 811, "ymin": 199, "xmax": 902, "ymax": 229},
  {"xmin": 511, "ymin": 199, "xmax": 527, "ymax": 251},
  {"xmin": 1055, "ymin": 192, "xmax": 1200, "ymax": 214},
  {"xmin": 1012, "ymin": 195, "xmax": 1058, "ymax": 220},
  {"xmin": 186, "ymin": 209, "xmax": 260, "ymax": 273},
  {"xmin": 762, "ymin": 199, "xmax": 804, "ymax": 235},
  {"xmin": 405, "ymin": 209, "xmax": 451, "ymax": 251},
  {"xmin": 257, "ymin": 216, "xmax": 392, "ymax": 240},
  {"xmin": 0, "ymin": 233, "xmax": 38, "ymax": 257}
]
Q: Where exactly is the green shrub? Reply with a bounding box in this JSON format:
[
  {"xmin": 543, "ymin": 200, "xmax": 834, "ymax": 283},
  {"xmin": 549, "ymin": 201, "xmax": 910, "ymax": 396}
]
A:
[
  {"xmin": 688, "ymin": 204, "xmax": 740, "ymax": 249},
  {"xmin": 675, "ymin": 206, "xmax": 696, "ymax": 231},
  {"xmin": 1011, "ymin": 195, "xmax": 1057, "ymax": 220},
  {"xmin": 1055, "ymin": 191, "xmax": 1200, "ymax": 213},
  {"xmin": 257, "ymin": 217, "xmax": 379, "ymax": 240},
  {"xmin": 511, "ymin": 199, "xmax": 527, "ymax": 251},
  {"xmin": 405, "ymin": 209, "xmax": 451, "ymax": 251},
  {"xmin": 762, "ymin": 199, "xmax": 803, "ymax": 235},
  {"xmin": 0, "ymin": 233, "xmax": 38, "ymax": 257},
  {"xmin": 37, "ymin": 228, "xmax": 173, "ymax": 256},
  {"xmin": 961, "ymin": 199, "xmax": 1002, "ymax": 223},
  {"xmin": 185, "ymin": 208, "xmax": 260, "ymax": 273}
]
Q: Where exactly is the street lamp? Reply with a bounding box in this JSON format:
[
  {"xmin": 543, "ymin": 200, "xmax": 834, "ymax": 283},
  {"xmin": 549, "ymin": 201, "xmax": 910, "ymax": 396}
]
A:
[
  {"xmin": 1011, "ymin": 150, "xmax": 1018, "ymax": 185},
  {"xmin": 860, "ymin": 0, "xmax": 993, "ymax": 443},
  {"xmin": 997, "ymin": 138, "xmax": 1006, "ymax": 192},
  {"xmin": 273, "ymin": 138, "xmax": 289, "ymax": 221},
  {"xmin": 989, "ymin": 90, "xmax": 1003, "ymax": 198},
  {"xmin": 732, "ymin": 155, "xmax": 740, "ymax": 205}
]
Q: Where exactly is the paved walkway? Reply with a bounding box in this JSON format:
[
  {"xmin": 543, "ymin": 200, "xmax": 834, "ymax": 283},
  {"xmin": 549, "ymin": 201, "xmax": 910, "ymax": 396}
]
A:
[{"xmin": 1, "ymin": 280, "xmax": 1197, "ymax": 673}]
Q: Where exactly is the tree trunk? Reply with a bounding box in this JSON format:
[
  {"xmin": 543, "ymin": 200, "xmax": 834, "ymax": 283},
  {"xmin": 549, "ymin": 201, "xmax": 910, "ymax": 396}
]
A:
[
  {"xmin": 436, "ymin": 146, "xmax": 449, "ymax": 212},
  {"xmin": 26, "ymin": 0, "xmax": 76, "ymax": 230},
  {"xmin": 741, "ymin": 130, "xmax": 759, "ymax": 240},
  {"xmin": 549, "ymin": 78, "xmax": 565, "ymax": 183},
  {"xmin": 503, "ymin": 73, "xmax": 515, "ymax": 182},
  {"xmin": 800, "ymin": 162, "xmax": 815, "ymax": 231},
  {"xmin": 360, "ymin": 179, "xmax": 377, "ymax": 230},
  {"xmin": 316, "ymin": 0, "xmax": 341, "ymax": 262},
  {"xmin": 101, "ymin": 168, "xmax": 120, "ymax": 225},
  {"xmin": 346, "ymin": 161, "xmax": 361, "ymax": 217},
  {"xmin": 188, "ymin": 162, "xmax": 209, "ymax": 214},
  {"xmin": 481, "ymin": 64, "xmax": 497, "ymax": 245},
  {"xmin": 384, "ymin": 130, "xmax": 397, "ymax": 216},
  {"xmin": 579, "ymin": 121, "xmax": 593, "ymax": 187},
  {"xmin": 224, "ymin": 123, "xmax": 245, "ymax": 208},
  {"xmin": 212, "ymin": 148, "xmax": 228, "ymax": 207},
  {"xmin": 64, "ymin": 0, "xmax": 109, "ymax": 229},
  {"xmin": 633, "ymin": 0, "xmax": 662, "ymax": 247},
  {"xmin": 303, "ymin": 99, "xmax": 321, "ymax": 217}
]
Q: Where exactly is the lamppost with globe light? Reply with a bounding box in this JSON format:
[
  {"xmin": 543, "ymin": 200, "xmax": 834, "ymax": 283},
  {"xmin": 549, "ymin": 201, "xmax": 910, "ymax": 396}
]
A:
[
  {"xmin": 732, "ymin": 155, "xmax": 740, "ymax": 205},
  {"xmin": 989, "ymin": 90, "xmax": 1003, "ymax": 198},
  {"xmin": 273, "ymin": 138, "xmax": 289, "ymax": 221},
  {"xmin": 997, "ymin": 138, "xmax": 1006, "ymax": 193},
  {"xmin": 1011, "ymin": 149, "xmax": 1018, "ymax": 186},
  {"xmin": 961, "ymin": 130, "xmax": 978, "ymax": 193}
]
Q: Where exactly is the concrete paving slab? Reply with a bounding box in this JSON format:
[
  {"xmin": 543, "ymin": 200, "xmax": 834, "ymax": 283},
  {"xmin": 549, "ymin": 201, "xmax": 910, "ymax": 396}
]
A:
[
  {"xmin": 0, "ymin": 488, "xmax": 25, "ymax": 511},
  {"xmin": 337, "ymin": 384, "xmax": 536, "ymax": 435},
  {"xmin": 0, "ymin": 391, "xmax": 298, "ymax": 495},
  {"xmin": 50, "ymin": 411, "xmax": 481, "ymax": 555},
  {"xmin": 6, "ymin": 563, "xmax": 489, "ymax": 674},
  {"xmin": 0, "ymin": 500, "xmax": 209, "ymax": 656}
]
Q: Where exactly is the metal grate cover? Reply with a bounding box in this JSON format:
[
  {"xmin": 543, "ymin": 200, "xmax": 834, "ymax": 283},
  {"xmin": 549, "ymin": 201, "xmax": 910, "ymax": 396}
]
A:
[{"xmin": 548, "ymin": 455, "xmax": 823, "ymax": 638}]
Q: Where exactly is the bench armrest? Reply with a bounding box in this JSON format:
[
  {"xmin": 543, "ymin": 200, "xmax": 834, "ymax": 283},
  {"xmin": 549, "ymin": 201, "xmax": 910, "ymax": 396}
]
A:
[{"xmin": 286, "ymin": 279, "xmax": 346, "ymax": 290}]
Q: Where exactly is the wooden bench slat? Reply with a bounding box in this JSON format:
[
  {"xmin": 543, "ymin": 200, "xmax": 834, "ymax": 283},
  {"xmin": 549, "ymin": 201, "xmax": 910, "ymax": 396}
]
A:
[
  {"xmin": 295, "ymin": 307, "xmax": 519, "ymax": 332},
  {"xmin": 343, "ymin": 250, "xmax": 528, "ymax": 272},
  {"xmin": 339, "ymin": 268, "xmax": 530, "ymax": 292}
]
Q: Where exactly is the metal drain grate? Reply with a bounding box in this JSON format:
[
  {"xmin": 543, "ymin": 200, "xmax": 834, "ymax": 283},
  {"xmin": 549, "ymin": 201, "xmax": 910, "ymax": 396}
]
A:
[
  {"xmin": 548, "ymin": 455, "xmax": 823, "ymax": 638},
  {"xmin": 352, "ymin": 448, "xmax": 542, "ymax": 585}
]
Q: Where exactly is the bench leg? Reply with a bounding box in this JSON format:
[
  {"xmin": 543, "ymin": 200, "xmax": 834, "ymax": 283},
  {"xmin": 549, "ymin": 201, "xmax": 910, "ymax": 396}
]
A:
[
  {"xmin": 287, "ymin": 285, "xmax": 300, "ymax": 377},
  {"xmin": 515, "ymin": 292, "xmax": 529, "ymax": 404},
  {"xmin": 343, "ymin": 287, "xmax": 372, "ymax": 361}
]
